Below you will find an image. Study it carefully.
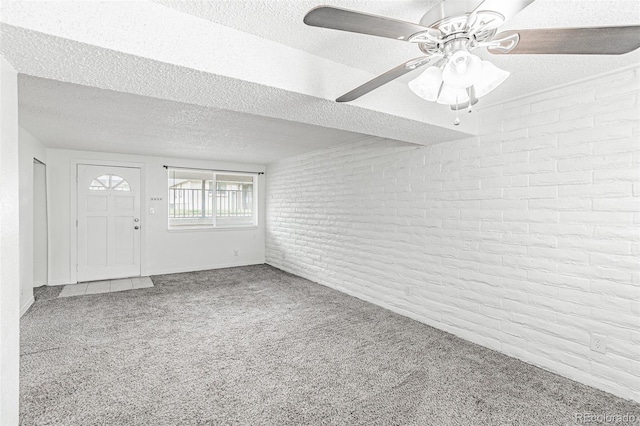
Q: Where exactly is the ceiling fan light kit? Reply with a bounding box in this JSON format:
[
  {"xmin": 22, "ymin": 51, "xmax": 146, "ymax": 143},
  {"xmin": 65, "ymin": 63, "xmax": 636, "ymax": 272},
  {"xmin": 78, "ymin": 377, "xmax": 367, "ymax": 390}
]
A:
[
  {"xmin": 408, "ymin": 50, "xmax": 510, "ymax": 114},
  {"xmin": 304, "ymin": 0, "xmax": 640, "ymax": 124}
]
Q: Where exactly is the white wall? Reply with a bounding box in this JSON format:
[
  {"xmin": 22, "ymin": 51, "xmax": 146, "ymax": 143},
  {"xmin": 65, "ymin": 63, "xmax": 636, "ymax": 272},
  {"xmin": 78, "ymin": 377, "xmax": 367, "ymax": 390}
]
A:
[
  {"xmin": 19, "ymin": 127, "xmax": 47, "ymax": 314},
  {"xmin": 46, "ymin": 148, "xmax": 266, "ymax": 285},
  {"xmin": 266, "ymin": 66, "xmax": 640, "ymax": 402},
  {"xmin": 0, "ymin": 55, "xmax": 21, "ymax": 426}
]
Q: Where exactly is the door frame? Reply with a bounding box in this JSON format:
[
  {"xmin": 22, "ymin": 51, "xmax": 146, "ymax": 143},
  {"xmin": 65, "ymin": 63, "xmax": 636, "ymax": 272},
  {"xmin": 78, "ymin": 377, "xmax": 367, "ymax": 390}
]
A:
[
  {"xmin": 70, "ymin": 159, "xmax": 146, "ymax": 284},
  {"xmin": 33, "ymin": 158, "xmax": 48, "ymax": 287}
]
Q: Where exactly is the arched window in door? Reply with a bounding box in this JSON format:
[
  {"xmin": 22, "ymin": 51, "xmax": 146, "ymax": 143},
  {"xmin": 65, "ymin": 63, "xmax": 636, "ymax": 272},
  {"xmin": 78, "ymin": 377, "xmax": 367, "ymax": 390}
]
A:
[{"xmin": 89, "ymin": 174, "xmax": 131, "ymax": 191}]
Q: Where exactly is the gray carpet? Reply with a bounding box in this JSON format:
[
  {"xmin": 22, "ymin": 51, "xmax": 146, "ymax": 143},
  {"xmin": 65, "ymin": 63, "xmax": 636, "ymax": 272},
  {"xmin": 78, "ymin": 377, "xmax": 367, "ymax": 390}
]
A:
[{"xmin": 21, "ymin": 265, "xmax": 640, "ymax": 425}]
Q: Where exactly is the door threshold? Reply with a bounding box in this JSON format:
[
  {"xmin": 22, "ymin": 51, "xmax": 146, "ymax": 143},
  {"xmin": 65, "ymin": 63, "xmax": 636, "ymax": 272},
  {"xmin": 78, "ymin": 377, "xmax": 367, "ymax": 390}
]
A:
[{"xmin": 58, "ymin": 276, "xmax": 154, "ymax": 298}]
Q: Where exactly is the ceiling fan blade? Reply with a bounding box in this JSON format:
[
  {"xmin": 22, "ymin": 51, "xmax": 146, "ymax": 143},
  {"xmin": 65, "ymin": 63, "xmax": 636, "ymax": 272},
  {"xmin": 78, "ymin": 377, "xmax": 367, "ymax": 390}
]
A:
[
  {"xmin": 336, "ymin": 57, "xmax": 432, "ymax": 103},
  {"xmin": 304, "ymin": 6, "xmax": 440, "ymax": 42},
  {"xmin": 472, "ymin": 0, "xmax": 536, "ymax": 24},
  {"xmin": 488, "ymin": 26, "xmax": 640, "ymax": 55}
]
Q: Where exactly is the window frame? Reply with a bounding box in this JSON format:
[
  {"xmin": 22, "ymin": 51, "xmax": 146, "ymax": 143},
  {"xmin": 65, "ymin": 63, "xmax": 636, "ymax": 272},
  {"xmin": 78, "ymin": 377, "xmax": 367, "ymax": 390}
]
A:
[{"xmin": 167, "ymin": 167, "xmax": 258, "ymax": 231}]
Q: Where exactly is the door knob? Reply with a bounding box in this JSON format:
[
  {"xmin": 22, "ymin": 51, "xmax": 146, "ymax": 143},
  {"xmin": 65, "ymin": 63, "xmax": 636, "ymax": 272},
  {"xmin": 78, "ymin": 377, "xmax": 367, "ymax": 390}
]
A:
[{"xmin": 134, "ymin": 226, "xmax": 140, "ymax": 230}]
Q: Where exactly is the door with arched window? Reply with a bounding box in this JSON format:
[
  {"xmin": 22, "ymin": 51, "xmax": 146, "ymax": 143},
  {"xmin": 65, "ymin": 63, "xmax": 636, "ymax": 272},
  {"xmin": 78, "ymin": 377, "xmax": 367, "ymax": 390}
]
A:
[{"xmin": 77, "ymin": 164, "xmax": 141, "ymax": 281}]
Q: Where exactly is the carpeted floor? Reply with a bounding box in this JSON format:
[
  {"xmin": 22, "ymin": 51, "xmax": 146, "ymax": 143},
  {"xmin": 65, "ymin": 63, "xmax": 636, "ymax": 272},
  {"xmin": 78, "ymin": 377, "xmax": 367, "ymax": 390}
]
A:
[{"xmin": 21, "ymin": 265, "xmax": 639, "ymax": 425}]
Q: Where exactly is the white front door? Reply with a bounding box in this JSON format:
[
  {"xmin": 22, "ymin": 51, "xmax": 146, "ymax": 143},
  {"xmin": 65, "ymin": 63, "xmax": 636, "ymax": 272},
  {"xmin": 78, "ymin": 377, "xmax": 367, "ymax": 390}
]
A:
[{"xmin": 77, "ymin": 164, "xmax": 141, "ymax": 282}]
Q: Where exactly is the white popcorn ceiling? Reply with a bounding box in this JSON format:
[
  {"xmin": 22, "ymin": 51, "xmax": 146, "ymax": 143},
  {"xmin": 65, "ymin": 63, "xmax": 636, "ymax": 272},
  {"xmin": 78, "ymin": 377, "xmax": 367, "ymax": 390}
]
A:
[
  {"xmin": 18, "ymin": 75, "xmax": 391, "ymax": 163},
  {"xmin": 2, "ymin": 0, "xmax": 639, "ymax": 162},
  {"xmin": 156, "ymin": 0, "xmax": 640, "ymax": 92}
]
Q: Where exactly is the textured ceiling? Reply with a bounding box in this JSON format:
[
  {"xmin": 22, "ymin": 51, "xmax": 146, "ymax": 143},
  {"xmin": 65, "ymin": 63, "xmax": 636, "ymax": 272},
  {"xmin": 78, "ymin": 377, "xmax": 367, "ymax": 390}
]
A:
[
  {"xmin": 156, "ymin": 0, "xmax": 640, "ymax": 106},
  {"xmin": 1, "ymin": 0, "xmax": 639, "ymax": 163},
  {"xmin": 18, "ymin": 75, "xmax": 384, "ymax": 163}
]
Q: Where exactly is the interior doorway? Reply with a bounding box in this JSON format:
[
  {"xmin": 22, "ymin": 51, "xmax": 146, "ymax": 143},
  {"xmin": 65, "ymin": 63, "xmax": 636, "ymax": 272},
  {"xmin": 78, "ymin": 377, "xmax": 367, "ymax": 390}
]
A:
[{"xmin": 33, "ymin": 159, "xmax": 47, "ymax": 287}]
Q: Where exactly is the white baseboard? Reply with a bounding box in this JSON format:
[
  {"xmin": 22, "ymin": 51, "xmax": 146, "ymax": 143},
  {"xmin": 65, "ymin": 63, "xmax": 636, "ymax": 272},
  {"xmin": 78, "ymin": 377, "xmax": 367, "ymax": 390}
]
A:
[
  {"xmin": 46, "ymin": 260, "xmax": 266, "ymax": 284},
  {"xmin": 146, "ymin": 259, "xmax": 266, "ymax": 276},
  {"xmin": 20, "ymin": 296, "xmax": 35, "ymax": 317}
]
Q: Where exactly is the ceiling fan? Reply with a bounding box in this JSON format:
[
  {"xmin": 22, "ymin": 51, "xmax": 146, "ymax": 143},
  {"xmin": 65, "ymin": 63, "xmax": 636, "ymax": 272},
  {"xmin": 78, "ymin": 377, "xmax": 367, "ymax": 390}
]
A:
[{"xmin": 304, "ymin": 0, "xmax": 640, "ymax": 123}]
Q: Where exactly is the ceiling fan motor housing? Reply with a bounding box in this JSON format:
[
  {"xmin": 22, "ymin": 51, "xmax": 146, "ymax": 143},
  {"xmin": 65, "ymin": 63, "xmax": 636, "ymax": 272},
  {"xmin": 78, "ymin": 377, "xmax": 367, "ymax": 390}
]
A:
[{"xmin": 418, "ymin": 0, "xmax": 505, "ymax": 56}]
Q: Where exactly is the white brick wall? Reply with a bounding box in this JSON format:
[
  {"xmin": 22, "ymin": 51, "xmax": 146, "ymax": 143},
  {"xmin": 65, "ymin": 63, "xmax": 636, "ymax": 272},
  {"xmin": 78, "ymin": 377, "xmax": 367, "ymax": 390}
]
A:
[{"xmin": 266, "ymin": 66, "xmax": 640, "ymax": 402}]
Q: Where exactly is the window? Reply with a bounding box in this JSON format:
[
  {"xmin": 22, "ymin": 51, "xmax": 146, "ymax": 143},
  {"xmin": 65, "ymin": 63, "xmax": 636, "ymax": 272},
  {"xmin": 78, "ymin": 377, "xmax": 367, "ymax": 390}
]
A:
[
  {"xmin": 168, "ymin": 168, "xmax": 257, "ymax": 229},
  {"xmin": 90, "ymin": 174, "xmax": 130, "ymax": 191}
]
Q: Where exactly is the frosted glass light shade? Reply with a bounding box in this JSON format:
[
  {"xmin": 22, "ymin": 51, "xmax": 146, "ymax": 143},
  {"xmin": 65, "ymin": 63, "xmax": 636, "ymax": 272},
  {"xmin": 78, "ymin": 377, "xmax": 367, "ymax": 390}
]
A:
[
  {"xmin": 442, "ymin": 51, "xmax": 482, "ymax": 89},
  {"xmin": 407, "ymin": 51, "xmax": 510, "ymax": 107},
  {"xmin": 436, "ymin": 84, "xmax": 469, "ymax": 106},
  {"xmin": 474, "ymin": 60, "xmax": 510, "ymax": 98},
  {"xmin": 408, "ymin": 66, "xmax": 443, "ymax": 102}
]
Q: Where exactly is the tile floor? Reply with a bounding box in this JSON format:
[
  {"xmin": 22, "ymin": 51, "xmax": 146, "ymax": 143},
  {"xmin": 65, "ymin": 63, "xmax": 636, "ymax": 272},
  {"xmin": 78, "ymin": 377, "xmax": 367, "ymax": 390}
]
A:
[{"xmin": 58, "ymin": 276, "xmax": 154, "ymax": 298}]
